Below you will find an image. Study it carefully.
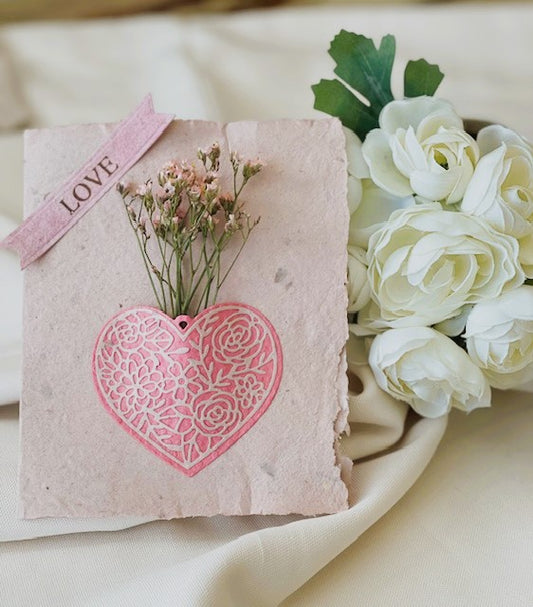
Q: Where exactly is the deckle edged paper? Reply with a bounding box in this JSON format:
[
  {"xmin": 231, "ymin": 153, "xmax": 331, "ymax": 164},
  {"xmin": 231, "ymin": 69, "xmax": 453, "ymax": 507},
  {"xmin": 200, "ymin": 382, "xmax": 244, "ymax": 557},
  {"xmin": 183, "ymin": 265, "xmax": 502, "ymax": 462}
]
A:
[{"xmin": 19, "ymin": 118, "xmax": 352, "ymax": 519}]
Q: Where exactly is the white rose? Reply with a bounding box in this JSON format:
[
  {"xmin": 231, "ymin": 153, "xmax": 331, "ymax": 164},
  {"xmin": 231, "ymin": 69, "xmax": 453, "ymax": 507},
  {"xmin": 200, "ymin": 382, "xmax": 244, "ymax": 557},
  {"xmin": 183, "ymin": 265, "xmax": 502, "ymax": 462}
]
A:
[
  {"xmin": 477, "ymin": 124, "xmax": 533, "ymax": 156},
  {"xmin": 344, "ymin": 127, "xmax": 368, "ymax": 215},
  {"xmin": 517, "ymin": 233, "xmax": 533, "ymax": 278},
  {"xmin": 369, "ymin": 327, "xmax": 491, "ymax": 417},
  {"xmin": 362, "ymin": 96, "xmax": 479, "ymax": 204},
  {"xmin": 347, "ymin": 245, "xmax": 371, "ymax": 313},
  {"xmin": 358, "ymin": 204, "xmax": 524, "ymax": 331},
  {"xmin": 465, "ymin": 285, "xmax": 533, "ymax": 389},
  {"xmin": 433, "ymin": 304, "xmax": 473, "ymax": 337},
  {"xmin": 461, "ymin": 125, "xmax": 533, "ymax": 276},
  {"xmin": 348, "ymin": 179, "xmax": 415, "ymax": 250},
  {"xmin": 344, "ymin": 127, "xmax": 369, "ymax": 179},
  {"xmin": 347, "ymin": 176, "xmax": 362, "ymax": 216}
]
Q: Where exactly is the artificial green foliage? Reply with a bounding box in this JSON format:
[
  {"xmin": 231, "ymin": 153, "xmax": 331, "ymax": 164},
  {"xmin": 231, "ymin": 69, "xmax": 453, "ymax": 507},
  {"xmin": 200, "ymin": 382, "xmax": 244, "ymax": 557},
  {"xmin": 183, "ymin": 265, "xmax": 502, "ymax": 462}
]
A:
[
  {"xmin": 310, "ymin": 79, "xmax": 377, "ymax": 138},
  {"xmin": 329, "ymin": 31, "xmax": 395, "ymax": 110},
  {"xmin": 313, "ymin": 32, "xmax": 395, "ymax": 139},
  {"xmin": 404, "ymin": 59, "xmax": 444, "ymax": 98},
  {"xmin": 312, "ymin": 31, "xmax": 445, "ymax": 140}
]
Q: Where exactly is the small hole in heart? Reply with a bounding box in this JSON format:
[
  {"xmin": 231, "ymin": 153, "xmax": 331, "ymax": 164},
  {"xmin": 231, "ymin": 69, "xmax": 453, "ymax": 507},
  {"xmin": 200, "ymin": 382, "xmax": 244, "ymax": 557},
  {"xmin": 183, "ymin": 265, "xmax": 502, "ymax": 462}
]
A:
[{"xmin": 179, "ymin": 320, "xmax": 188, "ymax": 330}]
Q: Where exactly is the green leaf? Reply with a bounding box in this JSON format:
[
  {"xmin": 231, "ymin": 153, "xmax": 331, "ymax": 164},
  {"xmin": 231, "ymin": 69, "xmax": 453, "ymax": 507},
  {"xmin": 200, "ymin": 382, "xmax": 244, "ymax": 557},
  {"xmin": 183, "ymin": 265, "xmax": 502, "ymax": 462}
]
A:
[
  {"xmin": 329, "ymin": 31, "xmax": 395, "ymax": 111},
  {"xmin": 312, "ymin": 79, "xmax": 378, "ymax": 139},
  {"xmin": 312, "ymin": 30, "xmax": 446, "ymax": 140},
  {"xmin": 404, "ymin": 59, "xmax": 444, "ymax": 98}
]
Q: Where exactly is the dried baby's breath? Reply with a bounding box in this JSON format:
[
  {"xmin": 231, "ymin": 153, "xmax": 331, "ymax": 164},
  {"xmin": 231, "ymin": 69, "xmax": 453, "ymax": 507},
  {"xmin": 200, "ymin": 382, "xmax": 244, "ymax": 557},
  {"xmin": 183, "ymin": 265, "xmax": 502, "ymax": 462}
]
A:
[{"xmin": 117, "ymin": 143, "xmax": 262, "ymax": 317}]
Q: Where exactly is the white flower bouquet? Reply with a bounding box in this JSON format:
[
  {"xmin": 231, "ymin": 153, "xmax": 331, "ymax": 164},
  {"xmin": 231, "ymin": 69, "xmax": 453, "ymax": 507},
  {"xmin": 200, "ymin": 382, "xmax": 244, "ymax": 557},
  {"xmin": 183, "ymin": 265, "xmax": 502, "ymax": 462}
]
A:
[{"xmin": 314, "ymin": 32, "xmax": 533, "ymax": 417}]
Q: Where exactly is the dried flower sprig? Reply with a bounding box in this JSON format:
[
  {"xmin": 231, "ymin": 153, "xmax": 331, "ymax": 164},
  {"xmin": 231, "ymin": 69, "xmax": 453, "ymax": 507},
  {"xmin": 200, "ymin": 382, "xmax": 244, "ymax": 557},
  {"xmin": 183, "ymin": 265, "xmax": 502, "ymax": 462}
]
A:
[{"xmin": 117, "ymin": 143, "xmax": 262, "ymax": 318}]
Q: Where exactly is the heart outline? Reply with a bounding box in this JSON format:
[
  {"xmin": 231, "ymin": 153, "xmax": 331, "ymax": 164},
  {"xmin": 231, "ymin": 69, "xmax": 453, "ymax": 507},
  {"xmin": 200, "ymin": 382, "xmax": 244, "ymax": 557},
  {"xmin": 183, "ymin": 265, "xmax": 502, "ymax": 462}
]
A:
[{"xmin": 92, "ymin": 303, "xmax": 283, "ymax": 476}]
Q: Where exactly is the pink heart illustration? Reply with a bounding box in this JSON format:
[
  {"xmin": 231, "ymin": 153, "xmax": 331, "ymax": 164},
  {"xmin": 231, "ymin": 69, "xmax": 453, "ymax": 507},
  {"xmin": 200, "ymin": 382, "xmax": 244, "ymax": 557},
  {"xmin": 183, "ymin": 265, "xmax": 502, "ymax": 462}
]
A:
[{"xmin": 92, "ymin": 303, "xmax": 283, "ymax": 476}]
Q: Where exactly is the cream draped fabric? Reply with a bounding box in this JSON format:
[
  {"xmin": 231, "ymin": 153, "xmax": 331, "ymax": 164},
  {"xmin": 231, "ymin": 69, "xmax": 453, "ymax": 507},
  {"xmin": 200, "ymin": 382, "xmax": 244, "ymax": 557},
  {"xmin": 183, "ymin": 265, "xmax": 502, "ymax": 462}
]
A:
[{"xmin": 0, "ymin": 4, "xmax": 532, "ymax": 605}]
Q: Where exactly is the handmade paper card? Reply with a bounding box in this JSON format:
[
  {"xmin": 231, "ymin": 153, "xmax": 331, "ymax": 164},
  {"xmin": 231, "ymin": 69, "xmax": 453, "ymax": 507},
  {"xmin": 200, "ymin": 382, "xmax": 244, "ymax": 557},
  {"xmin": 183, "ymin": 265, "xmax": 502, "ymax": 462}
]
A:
[{"xmin": 18, "ymin": 114, "xmax": 352, "ymax": 518}]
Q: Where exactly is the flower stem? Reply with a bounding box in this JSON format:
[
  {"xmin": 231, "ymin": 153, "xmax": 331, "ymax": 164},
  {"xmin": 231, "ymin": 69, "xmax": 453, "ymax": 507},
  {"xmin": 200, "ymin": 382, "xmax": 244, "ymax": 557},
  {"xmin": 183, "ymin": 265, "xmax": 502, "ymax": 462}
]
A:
[{"xmin": 123, "ymin": 199, "xmax": 165, "ymax": 310}]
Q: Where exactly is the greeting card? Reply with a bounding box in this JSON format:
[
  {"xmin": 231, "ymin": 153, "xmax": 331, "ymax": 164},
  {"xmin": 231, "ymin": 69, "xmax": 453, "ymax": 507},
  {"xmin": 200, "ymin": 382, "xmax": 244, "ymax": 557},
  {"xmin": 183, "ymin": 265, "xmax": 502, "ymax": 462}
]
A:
[{"xmin": 16, "ymin": 108, "xmax": 352, "ymax": 518}]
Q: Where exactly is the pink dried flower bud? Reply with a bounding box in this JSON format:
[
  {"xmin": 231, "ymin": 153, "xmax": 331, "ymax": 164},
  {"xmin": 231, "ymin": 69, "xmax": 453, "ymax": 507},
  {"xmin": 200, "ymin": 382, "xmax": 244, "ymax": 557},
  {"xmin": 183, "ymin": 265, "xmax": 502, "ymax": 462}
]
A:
[
  {"xmin": 219, "ymin": 194, "xmax": 235, "ymax": 212},
  {"xmin": 164, "ymin": 181, "xmax": 176, "ymax": 196},
  {"xmin": 162, "ymin": 160, "xmax": 177, "ymax": 173},
  {"xmin": 153, "ymin": 213, "xmax": 161, "ymax": 228},
  {"xmin": 116, "ymin": 181, "xmax": 131, "ymax": 195},
  {"xmin": 224, "ymin": 213, "xmax": 238, "ymax": 233},
  {"xmin": 197, "ymin": 148, "xmax": 208, "ymax": 163},
  {"xmin": 153, "ymin": 186, "xmax": 167, "ymax": 202},
  {"xmin": 230, "ymin": 151, "xmax": 242, "ymax": 166},
  {"xmin": 208, "ymin": 143, "xmax": 220, "ymax": 165},
  {"xmin": 136, "ymin": 180, "xmax": 152, "ymax": 196},
  {"xmin": 243, "ymin": 160, "xmax": 263, "ymax": 180},
  {"xmin": 205, "ymin": 182, "xmax": 219, "ymax": 204},
  {"xmin": 204, "ymin": 171, "xmax": 218, "ymax": 184},
  {"xmin": 179, "ymin": 170, "xmax": 197, "ymax": 188},
  {"xmin": 175, "ymin": 206, "xmax": 187, "ymax": 220},
  {"xmin": 189, "ymin": 185, "xmax": 201, "ymax": 200},
  {"xmin": 138, "ymin": 217, "xmax": 147, "ymax": 234}
]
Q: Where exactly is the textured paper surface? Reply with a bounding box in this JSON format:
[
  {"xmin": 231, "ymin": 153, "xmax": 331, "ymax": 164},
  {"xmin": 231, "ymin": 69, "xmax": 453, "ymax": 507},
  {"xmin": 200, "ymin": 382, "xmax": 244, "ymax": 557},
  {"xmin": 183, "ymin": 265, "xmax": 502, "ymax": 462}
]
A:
[{"xmin": 19, "ymin": 119, "xmax": 351, "ymax": 518}]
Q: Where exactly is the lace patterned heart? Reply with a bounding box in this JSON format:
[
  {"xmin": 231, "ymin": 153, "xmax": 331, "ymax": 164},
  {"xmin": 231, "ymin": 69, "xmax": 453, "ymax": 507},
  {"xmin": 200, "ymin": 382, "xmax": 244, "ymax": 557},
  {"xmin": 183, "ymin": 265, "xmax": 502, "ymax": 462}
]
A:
[{"xmin": 92, "ymin": 303, "xmax": 283, "ymax": 476}]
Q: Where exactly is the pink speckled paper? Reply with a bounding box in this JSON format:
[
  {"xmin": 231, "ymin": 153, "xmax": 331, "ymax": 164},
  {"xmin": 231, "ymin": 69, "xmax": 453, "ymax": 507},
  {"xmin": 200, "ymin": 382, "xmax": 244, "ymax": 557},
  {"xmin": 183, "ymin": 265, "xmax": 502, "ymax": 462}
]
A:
[{"xmin": 19, "ymin": 119, "xmax": 351, "ymax": 519}]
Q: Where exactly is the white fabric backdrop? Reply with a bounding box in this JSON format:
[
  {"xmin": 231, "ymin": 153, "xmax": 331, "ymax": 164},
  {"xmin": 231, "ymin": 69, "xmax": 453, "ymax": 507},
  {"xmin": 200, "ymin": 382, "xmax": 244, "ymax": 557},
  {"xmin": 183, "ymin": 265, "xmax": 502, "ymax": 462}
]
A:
[{"xmin": 0, "ymin": 3, "xmax": 532, "ymax": 605}]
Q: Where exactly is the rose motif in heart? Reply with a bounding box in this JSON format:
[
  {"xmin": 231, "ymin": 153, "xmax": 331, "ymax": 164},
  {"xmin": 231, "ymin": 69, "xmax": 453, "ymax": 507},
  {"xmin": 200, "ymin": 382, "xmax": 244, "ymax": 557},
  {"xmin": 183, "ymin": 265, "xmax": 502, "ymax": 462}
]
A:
[
  {"xmin": 193, "ymin": 392, "xmax": 243, "ymax": 437},
  {"xmin": 212, "ymin": 314, "xmax": 265, "ymax": 364},
  {"xmin": 92, "ymin": 303, "xmax": 282, "ymax": 476}
]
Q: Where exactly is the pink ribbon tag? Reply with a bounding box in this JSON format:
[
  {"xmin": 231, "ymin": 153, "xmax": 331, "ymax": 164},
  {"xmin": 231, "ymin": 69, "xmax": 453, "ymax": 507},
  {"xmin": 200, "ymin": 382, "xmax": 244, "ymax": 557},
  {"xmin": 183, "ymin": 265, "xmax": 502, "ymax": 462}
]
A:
[{"xmin": 1, "ymin": 95, "xmax": 173, "ymax": 268}]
